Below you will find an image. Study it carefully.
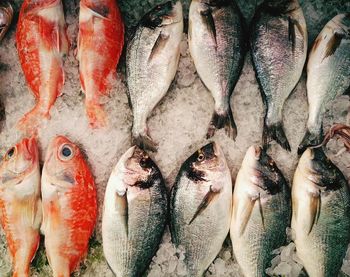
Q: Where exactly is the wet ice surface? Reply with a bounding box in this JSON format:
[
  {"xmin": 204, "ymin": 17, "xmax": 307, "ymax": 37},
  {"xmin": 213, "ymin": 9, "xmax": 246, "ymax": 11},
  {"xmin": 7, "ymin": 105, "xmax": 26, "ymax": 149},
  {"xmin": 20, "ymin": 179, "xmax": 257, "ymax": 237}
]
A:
[{"xmin": 0, "ymin": 0, "xmax": 350, "ymax": 276}]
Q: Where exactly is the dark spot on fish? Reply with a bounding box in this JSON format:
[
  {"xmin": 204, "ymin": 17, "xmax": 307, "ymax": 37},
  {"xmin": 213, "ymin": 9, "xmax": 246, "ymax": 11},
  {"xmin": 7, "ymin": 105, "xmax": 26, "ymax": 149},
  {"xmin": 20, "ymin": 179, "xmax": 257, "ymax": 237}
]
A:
[
  {"xmin": 323, "ymin": 32, "xmax": 345, "ymax": 61},
  {"xmin": 135, "ymin": 155, "xmax": 163, "ymax": 189}
]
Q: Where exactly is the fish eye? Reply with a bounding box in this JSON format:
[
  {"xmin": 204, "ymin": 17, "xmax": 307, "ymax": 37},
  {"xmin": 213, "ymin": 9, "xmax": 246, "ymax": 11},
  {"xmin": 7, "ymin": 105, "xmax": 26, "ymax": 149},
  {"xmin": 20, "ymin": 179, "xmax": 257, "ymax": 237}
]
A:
[
  {"xmin": 59, "ymin": 144, "xmax": 74, "ymax": 161},
  {"xmin": 5, "ymin": 147, "xmax": 15, "ymax": 160},
  {"xmin": 197, "ymin": 153, "xmax": 205, "ymax": 162},
  {"xmin": 140, "ymin": 158, "xmax": 147, "ymax": 168}
]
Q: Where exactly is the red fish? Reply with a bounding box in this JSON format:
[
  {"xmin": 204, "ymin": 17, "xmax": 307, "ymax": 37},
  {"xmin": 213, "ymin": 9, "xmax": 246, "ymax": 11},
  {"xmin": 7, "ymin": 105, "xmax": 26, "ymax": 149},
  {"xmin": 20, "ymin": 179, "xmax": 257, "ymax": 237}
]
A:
[
  {"xmin": 0, "ymin": 137, "xmax": 41, "ymax": 277},
  {"xmin": 41, "ymin": 136, "xmax": 97, "ymax": 277},
  {"xmin": 16, "ymin": 0, "xmax": 69, "ymax": 134},
  {"xmin": 78, "ymin": 0, "xmax": 124, "ymax": 128}
]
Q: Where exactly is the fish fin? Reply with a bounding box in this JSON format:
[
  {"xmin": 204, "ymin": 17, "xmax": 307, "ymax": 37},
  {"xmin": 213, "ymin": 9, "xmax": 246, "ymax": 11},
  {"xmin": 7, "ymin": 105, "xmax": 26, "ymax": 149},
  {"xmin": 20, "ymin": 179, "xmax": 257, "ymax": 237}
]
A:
[
  {"xmin": 85, "ymin": 4, "xmax": 110, "ymax": 20},
  {"xmin": 115, "ymin": 191, "xmax": 128, "ymax": 235},
  {"xmin": 200, "ymin": 8, "xmax": 217, "ymax": 47},
  {"xmin": 85, "ymin": 100, "xmax": 108, "ymax": 129},
  {"xmin": 234, "ymin": 196, "xmax": 256, "ymax": 237},
  {"xmin": 207, "ymin": 110, "xmax": 237, "ymax": 140},
  {"xmin": 263, "ymin": 121, "xmax": 291, "ymax": 152},
  {"xmin": 148, "ymin": 32, "xmax": 169, "ymax": 62},
  {"xmin": 189, "ymin": 185, "xmax": 220, "ymax": 225},
  {"xmin": 323, "ymin": 32, "xmax": 345, "ymax": 60},
  {"xmin": 298, "ymin": 129, "xmax": 323, "ymax": 155},
  {"xmin": 133, "ymin": 134, "xmax": 158, "ymax": 152},
  {"xmin": 307, "ymin": 192, "xmax": 321, "ymax": 234},
  {"xmin": 17, "ymin": 106, "xmax": 49, "ymax": 136},
  {"xmin": 258, "ymin": 195, "xmax": 265, "ymax": 231},
  {"xmin": 288, "ymin": 17, "xmax": 296, "ymax": 52}
]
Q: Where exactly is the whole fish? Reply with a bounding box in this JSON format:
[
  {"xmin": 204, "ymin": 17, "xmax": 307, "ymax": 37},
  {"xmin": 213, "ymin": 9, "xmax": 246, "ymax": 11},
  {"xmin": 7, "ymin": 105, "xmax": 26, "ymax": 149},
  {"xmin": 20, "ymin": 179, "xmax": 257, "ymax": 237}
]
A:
[
  {"xmin": 0, "ymin": 137, "xmax": 41, "ymax": 277},
  {"xmin": 298, "ymin": 14, "xmax": 350, "ymax": 154},
  {"xmin": 292, "ymin": 147, "xmax": 350, "ymax": 277},
  {"xmin": 16, "ymin": 0, "xmax": 69, "ymax": 134},
  {"xmin": 78, "ymin": 0, "xmax": 124, "ymax": 128},
  {"xmin": 188, "ymin": 0, "xmax": 245, "ymax": 139},
  {"xmin": 170, "ymin": 142, "xmax": 232, "ymax": 276},
  {"xmin": 0, "ymin": 1, "xmax": 13, "ymax": 42},
  {"xmin": 230, "ymin": 145, "xmax": 290, "ymax": 277},
  {"xmin": 102, "ymin": 146, "xmax": 167, "ymax": 277},
  {"xmin": 126, "ymin": 1, "xmax": 183, "ymax": 151},
  {"xmin": 250, "ymin": 0, "xmax": 307, "ymax": 151},
  {"xmin": 41, "ymin": 136, "xmax": 97, "ymax": 277}
]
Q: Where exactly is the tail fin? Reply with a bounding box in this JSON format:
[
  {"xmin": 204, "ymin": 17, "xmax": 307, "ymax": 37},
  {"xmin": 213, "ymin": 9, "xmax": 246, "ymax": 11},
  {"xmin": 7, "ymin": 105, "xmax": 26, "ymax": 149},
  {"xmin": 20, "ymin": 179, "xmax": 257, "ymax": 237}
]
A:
[
  {"xmin": 133, "ymin": 133, "xmax": 158, "ymax": 152},
  {"xmin": 263, "ymin": 121, "xmax": 291, "ymax": 151},
  {"xmin": 17, "ymin": 105, "xmax": 49, "ymax": 136},
  {"xmin": 207, "ymin": 109, "xmax": 237, "ymax": 140},
  {"xmin": 298, "ymin": 129, "xmax": 322, "ymax": 155},
  {"xmin": 86, "ymin": 101, "xmax": 107, "ymax": 129}
]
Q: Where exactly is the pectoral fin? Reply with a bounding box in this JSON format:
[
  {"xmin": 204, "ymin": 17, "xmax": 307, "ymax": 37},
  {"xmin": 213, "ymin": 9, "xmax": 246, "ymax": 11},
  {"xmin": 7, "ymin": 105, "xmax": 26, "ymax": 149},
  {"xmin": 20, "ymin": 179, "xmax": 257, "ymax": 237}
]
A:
[
  {"xmin": 307, "ymin": 192, "xmax": 321, "ymax": 234},
  {"xmin": 323, "ymin": 32, "xmax": 345, "ymax": 60},
  {"xmin": 288, "ymin": 17, "xmax": 304, "ymax": 52},
  {"xmin": 86, "ymin": 5, "xmax": 110, "ymax": 20},
  {"xmin": 189, "ymin": 186, "xmax": 220, "ymax": 224},
  {"xmin": 115, "ymin": 191, "xmax": 128, "ymax": 235},
  {"xmin": 148, "ymin": 32, "xmax": 169, "ymax": 62},
  {"xmin": 200, "ymin": 8, "xmax": 217, "ymax": 47},
  {"xmin": 234, "ymin": 196, "xmax": 256, "ymax": 236}
]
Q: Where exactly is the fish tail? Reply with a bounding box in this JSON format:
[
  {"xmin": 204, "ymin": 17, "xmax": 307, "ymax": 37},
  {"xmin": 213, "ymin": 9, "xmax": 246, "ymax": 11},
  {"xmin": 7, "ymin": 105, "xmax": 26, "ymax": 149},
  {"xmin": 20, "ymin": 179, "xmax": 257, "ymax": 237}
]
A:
[
  {"xmin": 263, "ymin": 121, "xmax": 291, "ymax": 151},
  {"xmin": 133, "ymin": 133, "xmax": 158, "ymax": 152},
  {"xmin": 86, "ymin": 100, "xmax": 108, "ymax": 129},
  {"xmin": 298, "ymin": 129, "xmax": 323, "ymax": 155},
  {"xmin": 207, "ymin": 109, "xmax": 237, "ymax": 140},
  {"xmin": 17, "ymin": 105, "xmax": 50, "ymax": 135}
]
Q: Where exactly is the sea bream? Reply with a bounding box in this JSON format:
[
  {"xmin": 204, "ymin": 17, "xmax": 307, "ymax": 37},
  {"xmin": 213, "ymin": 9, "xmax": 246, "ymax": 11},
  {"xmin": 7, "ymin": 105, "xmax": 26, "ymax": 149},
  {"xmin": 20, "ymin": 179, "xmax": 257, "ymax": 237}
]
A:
[
  {"xmin": 298, "ymin": 14, "xmax": 350, "ymax": 154},
  {"xmin": 41, "ymin": 136, "xmax": 97, "ymax": 277},
  {"xmin": 0, "ymin": 137, "xmax": 41, "ymax": 277},
  {"xmin": 230, "ymin": 145, "xmax": 290, "ymax": 277},
  {"xmin": 250, "ymin": 0, "xmax": 307, "ymax": 151},
  {"xmin": 78, "ymin": 0, "xmax": 124, "ymax": 128},
  {"xmin": 16, "ymin": 0, "xmax": 68, "ymax": 134},
  {"xmin": 126, "ymin": 1, "xmax": 183, "ymax": 151},
  {"xmin": 292, "ymin": 147, "xmax": 350, "ymax": 277},
  {"xmin": 170, "ymin": 142, "xmax": 232, "ymax": 276},
  {"xmin": 188, "ymin": 0, "xmax": 245, "ymax": 139},
  {"xmin": 102, "ymin": 146, "xmax": 167, "ymax": 277}
]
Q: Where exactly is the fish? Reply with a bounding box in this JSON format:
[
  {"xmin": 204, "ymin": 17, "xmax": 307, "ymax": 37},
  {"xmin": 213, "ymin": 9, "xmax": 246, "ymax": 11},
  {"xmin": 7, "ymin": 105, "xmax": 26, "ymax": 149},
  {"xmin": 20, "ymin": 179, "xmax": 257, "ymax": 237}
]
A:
[
  {"xmin": 126, "ymin": 1, "xmax": 183, "ymax": 151},
  {"xmin": 188, "ymin": 0, "xmax": 245, "ymax": 139},
  {"xmin": 250, "ymin": 0, "xmax": 307, "ymax": 151},
  {"xmin": 78, "ymin": 0, "xmax": 125, "ymax": 128},
  {"xmin": 102, "ymin": 146, "xmax": 167, "ymax": 277},
  {"xmin": 292, "ymin": 147, "xmax": 350, "ymax": 277},
  {"xmin": 41, "ymin": 136, "xmax": 97, "ymax": 277},
  {"xmin": 0, "ymin": 137, "xmax": 41, "ymax": 277},
  {"xmin": 170, "ymin": 142, "xmax": 232, "ymax": 276},
  {"xmin": 16, "ymin": 0, "xmax": 69, "ymax": 134},
  {"xmin": 230, "ymin": 145, "xmax": 291, "ymax": 277},
  {"xmin": 298, "ymin": 14, "xmax": 350, "ymax": 154},
  {"xmin": 0, "ymin": 1, "xmax": 13, "ymax": 42}
]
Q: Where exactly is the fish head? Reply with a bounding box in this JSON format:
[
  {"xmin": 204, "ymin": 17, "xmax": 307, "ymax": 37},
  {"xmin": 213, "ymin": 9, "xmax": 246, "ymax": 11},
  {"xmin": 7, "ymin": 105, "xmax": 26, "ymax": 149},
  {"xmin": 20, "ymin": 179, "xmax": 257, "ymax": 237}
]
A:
[
  {"xmin": 298, "ymin": 147, "xmax": 342, "ymax": 189},
  {"xmin": 242, "ymin": 145, "xmax": 283, "ymax": 195},
  {"xmin": 0, "ymin": 137, "xmax": 38, "ymax": 187},
  {"xmin": 142, "ymin": 1, "xmax": 182, "ymax": 28},
  {"xmin": 43, "ymin": 136, "xmax": 87, "ymax": 188},
  {"xmin": 182, "ymin": 142, "xmax": 227, "ymax": 182},
  {"xmin": 0, "ymin": 1, "xmax": 13, "ymax": 36},
  {"xmin": 122, "ymin": 146, "xmax": 161, "ymax": 188}
]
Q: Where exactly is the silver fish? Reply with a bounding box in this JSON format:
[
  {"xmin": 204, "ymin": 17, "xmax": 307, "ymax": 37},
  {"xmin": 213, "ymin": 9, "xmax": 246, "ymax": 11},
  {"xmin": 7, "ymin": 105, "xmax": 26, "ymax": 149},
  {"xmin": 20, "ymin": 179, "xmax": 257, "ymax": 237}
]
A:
[
  {"xmin": 102, "ymin": 146, "xmax": 168, "ymax": 277},
  {"xmin": 188, "ymin": 0, "xmax": 245, "ymax": 139},
  {"xmin": 0, "ymin": 1, "xmax": 13, "ymax": 42},
  {"xmin": 126, "ymin": 1, "xmax": 183, "ymax": 152},
  {"xmin": 250, "ymin": 0, "xmax": 307, "ymax": 151},
  {"xmin": 230, "ymin": 145, "xmax": 290, "ymax": 277},
  {"xmin": 292, "ymin": 147, "xmax": 350, "ymax": 277},
  {"xmin": 298, "ymin": 14, "xmax": 350, "ymax": 154},
  {"xmin": 170, "ymin": 142, "xmax": 232, "ymax": 276}
]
